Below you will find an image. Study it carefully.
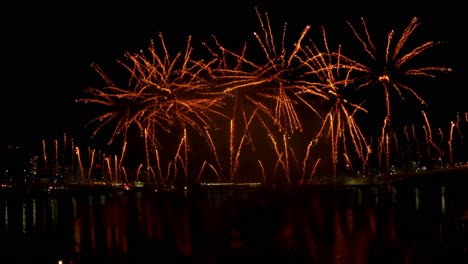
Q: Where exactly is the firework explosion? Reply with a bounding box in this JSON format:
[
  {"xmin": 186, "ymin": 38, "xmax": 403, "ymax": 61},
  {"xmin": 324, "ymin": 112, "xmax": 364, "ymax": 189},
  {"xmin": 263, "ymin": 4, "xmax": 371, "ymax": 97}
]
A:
[
  {"xmin": 336, "ymin": 17, "xmax": 453, "ymax": 175},
  {"xmin": 75, "ymin": 10, "xmax": 463, "ymax": 187}
]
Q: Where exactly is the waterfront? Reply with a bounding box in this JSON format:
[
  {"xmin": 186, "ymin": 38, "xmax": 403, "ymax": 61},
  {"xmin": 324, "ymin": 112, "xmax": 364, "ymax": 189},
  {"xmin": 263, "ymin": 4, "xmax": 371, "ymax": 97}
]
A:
[{"xmin": 0, "ymin": 171, "xmax": 467, "ymax": 264}]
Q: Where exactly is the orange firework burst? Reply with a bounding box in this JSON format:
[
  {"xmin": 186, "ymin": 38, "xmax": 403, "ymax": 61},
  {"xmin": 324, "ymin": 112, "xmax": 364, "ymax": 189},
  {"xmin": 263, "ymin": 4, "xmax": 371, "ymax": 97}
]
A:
[
  {"xmin": 203, "ymin": 8, "xmax": 312, "ymax": 135},
  {"xmin": 335, "ymin": 17, "xmax": 452, "ymax": 174},
  {"xmin": 79, "ymin": 33, "xmax": 227, "ymax": 146},
  {"xmin": 342, "ymin": 17, "xmax": 452, "ymax": 109}
]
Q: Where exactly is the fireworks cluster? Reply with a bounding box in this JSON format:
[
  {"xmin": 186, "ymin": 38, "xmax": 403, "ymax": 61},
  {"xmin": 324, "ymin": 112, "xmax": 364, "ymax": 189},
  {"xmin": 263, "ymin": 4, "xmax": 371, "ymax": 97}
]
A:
[{"xmin": 77, "ymin": 9, "xmax": 464, "ymax": 187}]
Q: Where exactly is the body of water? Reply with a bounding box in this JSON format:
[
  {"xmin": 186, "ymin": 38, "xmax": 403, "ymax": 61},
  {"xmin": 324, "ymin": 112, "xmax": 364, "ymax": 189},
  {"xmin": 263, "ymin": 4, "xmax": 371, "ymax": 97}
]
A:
[{"xmin": 0, "ymin": 174, "xmax": 467, "ymax": 263}]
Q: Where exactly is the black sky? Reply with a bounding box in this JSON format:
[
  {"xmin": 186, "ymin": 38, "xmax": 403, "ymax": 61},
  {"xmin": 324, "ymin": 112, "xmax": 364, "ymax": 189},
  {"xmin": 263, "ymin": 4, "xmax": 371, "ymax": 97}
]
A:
[{"xmin": 2, "ymin": 1, "xmax": 466, "ymax": 155}]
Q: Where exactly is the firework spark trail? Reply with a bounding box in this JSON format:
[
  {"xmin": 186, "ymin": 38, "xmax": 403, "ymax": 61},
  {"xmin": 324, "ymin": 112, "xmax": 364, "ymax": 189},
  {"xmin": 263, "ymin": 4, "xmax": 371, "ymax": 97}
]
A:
[
  {"xmin": 196, "ymin": 161, "xmax": 220, "ymax": 183},
  {"xmin": 411, "ymin": 124, "xmax": 421, "ymax": 160},
  {"xmin": 377, "ymin": 116, "xmax": 390, "ymax": 175},
  {"xmin": 114, "ymin": 154, "xmax": 119, "ymax": 183},
  {"xmin": 74, "ymin": 147, "xmax": 85, "ymax": 182},
  {"xmin": 448, "ymin": 121, "xmax": 455, "ymax": 165},
  {"xmin": 104, "ymin": 156, "xmax": 112, "ymax": 183},
  {"xmin": 153, "ymin": 148, "xmax": 164, "ymax": 187},
  {"xmin": 144, "ymin": 128, "xmax": 151, "ymax": 184},
  {"xmin": 171, "ymin": 131, "xmax": 189, "ymax": 186},
  {"xmin": 165, "ymin": 162, "xmax": 173, "ymax": 185},
  {"xmin": 300, "ymin": 140, "xmax": 316, "ymax": 184},
  {"xmin": 385, "ymin": 133, "xmax": 390, "ymax": 176},
  {"xmin": 121, "ymin": 167, "xmax": 128, "ymax": 183},
  {"xmin": 266, "ymin": 133, "xmax": 321, "ymax": 185},
  {"xmin": 257, "ymin": 160, "xmax": 266, "ymax": 184},
  {"xmin": 391, "ymin": 131, "xmax": 400, "ymax": 166},
  {"xmin": 268, "ymin": 133, "xmax": 284, "ymax": 180},
  {"xmin": 135, "ymin": 164, "xmax": 143, "ymax": 182},
  {"xmin": 403, "ymin": 125, "xmax": 412, "ymax": 161},
  {"xmin": 437, "ymin": 128, "xmax": 444, "ymax": 149},
  {"xmin": 229, "ymin": 109, "xmax": 259, "ymax": 182},
  {"xmin": 444, "ymin": 113, "xmax": 467, "ymax": 165},
  {"xmin": 455, "ymin": 112, "xmax": 464, "ymax": 145},
  {"xmin": 422, "ymin": 110, "xmax": 442, "ymax": 158},
  {"xmin": 196, "ymin": 162, "xmax": 208, "ymax": 183},
  {"xmin": 183, "ymin": 128, "xmax": 189, "ymax": 186},
  {"xmin": 307, "ymin": 158, "xmax": 321, "ymax": 184},
  {"xmin": 42, "ymin": 139, "xmax": 48, "ymax": 175},
  {"xmin": 62, "ymin": 133, "xmax": 67, "ymax": 164},
  {"xmin": 423, "ymin": 125, "xmax": 431, "ymax": 159},
  {"xmin": 282, "ymin": 134, "xmax": 291, "ymax": 183},
  {"xmin": 343, "ymin": 153, "xmax": 353, "ymax": 172},
  {"xmin": 86, "ymin": 149, "xmax": 95, "ymax": 182},
  {"xmin": 54, "ymin": 139, "xmax": 59, "ymax": 176},
  {"xmin": 118, "ymin": 141, "xmax": 127, "ymax": 176},
  {"xmin": 204, "ymin": 128, "xmax": 223, "ymax": 178},
  {"xmin": 228, "ymin": 119, "xmax": 235, "ymax": 181},
  {"xmin": 148, "ymin": 167, "xmax": 157, "ymax": 185},
  {"xmin": 207, "ymin": 163, "xmax": 221, "ymax": 182}
]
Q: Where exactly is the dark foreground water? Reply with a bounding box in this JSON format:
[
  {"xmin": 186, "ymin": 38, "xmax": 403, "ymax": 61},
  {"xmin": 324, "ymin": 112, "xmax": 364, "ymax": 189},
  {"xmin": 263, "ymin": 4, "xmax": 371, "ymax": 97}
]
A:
[{"xmin": 0, "ymin": 176, "xmax": 467, "ymax": 263}]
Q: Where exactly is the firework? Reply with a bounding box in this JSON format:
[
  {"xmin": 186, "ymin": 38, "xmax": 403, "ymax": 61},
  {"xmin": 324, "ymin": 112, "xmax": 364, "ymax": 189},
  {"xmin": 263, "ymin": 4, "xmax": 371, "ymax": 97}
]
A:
[
  {"xmin": 74, "ymin": 11, "xmax": 460, "ymax": 186},
  {"xmin": 78, "ymin": 33, "xmax": 227, "ymax": 146},
  {"xmin": 294, "ymin": 25, "xmax": 371, "ymax": 179},
  {"xmin": 203, "ymin": 8, "xmax": 312, "ymax": 134},
  {"xmin": 333, "ymin": 17, "xmax": 453, "ymax": 174}
]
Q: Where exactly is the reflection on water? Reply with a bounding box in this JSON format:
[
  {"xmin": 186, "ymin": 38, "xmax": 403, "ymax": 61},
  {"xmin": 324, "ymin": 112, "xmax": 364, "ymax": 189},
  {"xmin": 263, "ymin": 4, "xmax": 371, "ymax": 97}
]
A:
[{"xmin": 0, "ymin": 182, "xmax": 467, "ymax": 263}]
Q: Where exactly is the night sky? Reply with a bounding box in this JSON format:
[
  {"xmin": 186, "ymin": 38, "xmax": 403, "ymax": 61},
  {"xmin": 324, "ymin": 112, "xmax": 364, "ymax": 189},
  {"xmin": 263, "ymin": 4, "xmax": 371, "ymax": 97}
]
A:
[{"xmin": 2, "ymin": 1, "xmax": 466, "ymax": 157}]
